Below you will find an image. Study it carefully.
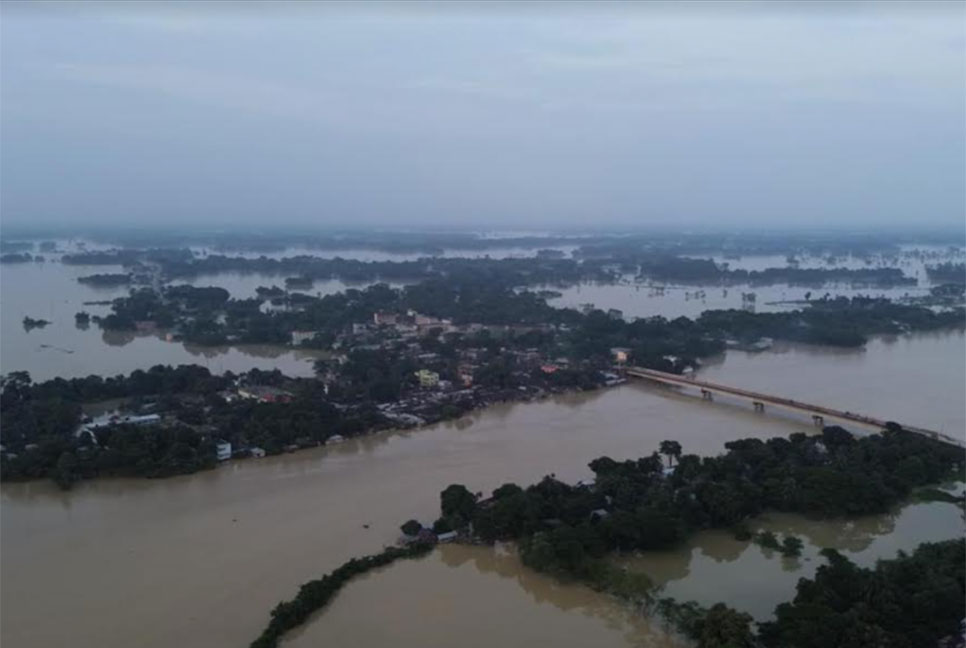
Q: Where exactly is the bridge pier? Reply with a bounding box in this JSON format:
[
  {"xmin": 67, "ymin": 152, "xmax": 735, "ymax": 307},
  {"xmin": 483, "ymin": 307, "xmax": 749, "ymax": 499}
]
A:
[{"xmin": 624, "ymin": 366, "xmax": 963, "ymax": 450}]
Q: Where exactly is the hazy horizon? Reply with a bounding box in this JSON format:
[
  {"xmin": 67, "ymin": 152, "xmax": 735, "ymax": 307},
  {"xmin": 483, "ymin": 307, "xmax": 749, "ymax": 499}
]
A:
[{"xmin": 2, "ymin": 1, "xmax": 964, "ymax": 230}]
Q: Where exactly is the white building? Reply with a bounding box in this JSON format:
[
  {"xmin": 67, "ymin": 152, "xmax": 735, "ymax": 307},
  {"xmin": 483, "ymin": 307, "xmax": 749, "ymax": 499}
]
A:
[
  {"xmin": 291, "ymin": 330, "xmax": 317, "ymax": 346},
  {"xmin": 611, "ymin": 347, "xmax": 631, "ymax": 364},
  {"xmin": 216, "ymin": 440, "xmax": 232, "ymax": 461}
]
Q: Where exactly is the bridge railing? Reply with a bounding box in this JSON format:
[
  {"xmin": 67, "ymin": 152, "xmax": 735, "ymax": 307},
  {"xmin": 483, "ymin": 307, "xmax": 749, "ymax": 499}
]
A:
[{"xmin": 626, "ymin": 366, "xmax": 965, "ymax": 449}]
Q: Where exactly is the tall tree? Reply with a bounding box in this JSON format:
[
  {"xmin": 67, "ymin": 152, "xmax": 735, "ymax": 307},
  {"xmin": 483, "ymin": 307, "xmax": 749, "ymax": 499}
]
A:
[{"xmin": 659, "ymin": 439, "xmax": 683, "ymax": 467}]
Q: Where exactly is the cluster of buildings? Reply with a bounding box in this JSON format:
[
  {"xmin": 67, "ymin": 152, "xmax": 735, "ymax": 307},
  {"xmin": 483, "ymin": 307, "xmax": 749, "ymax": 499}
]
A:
[
  {"xmin": 218, "ymin": 382, "xmax": 295, "ymax": 404},
  {"xmin": 73, "ymin": 409, "xmax": 237, "ymax": 462},
  {"xmin": 75, "ymin": 412, "xmax": 162, "ymax": 439}
]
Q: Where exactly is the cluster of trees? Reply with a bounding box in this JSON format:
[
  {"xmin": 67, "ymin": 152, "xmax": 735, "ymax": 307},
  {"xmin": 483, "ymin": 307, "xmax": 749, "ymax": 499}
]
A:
[
  {"xmin": 61, "ymin": 247, "xmax": 194, "ymax": 266},
  {"xmin": 432, "ymin": 427, "xmax": 962, "ymax": 579},
  {"xmin": 90, "ymin": 285, "xmax": 233, "ymax": 340},
  {"xmin": 1, "ymin": 252, "xmax": 37, "ymax": 263},
  {"xmin": 21, "ymin": 316, "xmax": 50, "ymax": 330},
  {"xmin": 751, "ymin": 530, "xmax": 803, "ymax": 557},
  {"xmin": 28, "ymin": 227, "xmax": 958, "ymax": 259},
  {"xmin": 156, "ymin": 253, "xmax": 616, "ymax": 287},
  {"xmin": 424, "ymin": 430, "xmax": 963, "ymax": 646},
  {"xmin": 209, "ymin": 387, "xmax": 387, "ymax": 454},
  {"xmin": 77, "ymin": 273, "xmax": 132, "ymax": 286},
  {"xmin": 561, "ymin": 296, "xmax": 958, "ymax": 375},
  {"xmin": 243, "ymin": 429, "xmax": 963, "ymax": 648},
  {"xmin": 758, "ymin": 539, "xmax": 964, "ymax": 647},
  {"xmin": 634, "ymin": 257, "xmax": 917, "ymax": 286},
  {"xmin": 18, "ymin": 424, "xmax": 220, "ymax": 489},
  {"xmin": 654, "ymin": 538, "xmax": 965, "ymax": 648},
  {"xmin": 0, "ymin": 365, "xmax": 421, "ymax": 487},
  {"xmin": 0, "ymin": 240, "xmax": 33, "ymax": 253},
  {"xmin": 926, "ymin": 262, "xmax": 966, "ymax": 284},
  {"xmin": 137, "ymin": 247, "xmax": 929, "ymax": 292},
  {"xmin": 93, "ymin": 279, "xmax": 580, "ymax": 347},
  {"xmin": 89, "ymin": 264, "xmax": 964, "ymax": 365},
  {"xmin": 695, "ymin": 297, "xmax": 965, "ymax": 347},
  {"xmin": 81, "ymin": 285, "xmax": 965, "ymax": 428},
  {"xmin": 0, "ymin": 367, "xmax": 231, "ymax": 486},
  {"xmin": 249, "ymin": 542, "xmax": 433, "ymax": 648}
]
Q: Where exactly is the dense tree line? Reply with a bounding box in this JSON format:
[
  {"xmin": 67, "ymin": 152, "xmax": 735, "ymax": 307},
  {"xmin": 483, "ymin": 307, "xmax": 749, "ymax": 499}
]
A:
[
  {"xmin": 249, "ymin": 542, "xmax": 433, "ymax": 648},
  {"xmin": 95, "ymin": 276, "xmax": 963, "ymax": 358},
  {"xmin": 57, "ymin": 241, "xmax": 937, "ymax": 292},
  {"xmin": 0, "ymin": 364, "xmax": 424, "ymax": 487},
  {"xmin": 432, "ymin": 427, "xmax": 962, "ymax": 580},
  {"xmin": 21, "ymin": 226, "xmax": 962, "ymax": 258},
  {"xmin": 927, "ymin": 262, "xmax": 966, "ymax": 284},
  {"xmin": 0, "ymin": 240, "xmax": 33, "ymax": 253},
  {"xmin": 61, "ymin": 247, "xmax": 194, "ymax": 266},
  {"xmin": 425, "ymin": 430, "xmax": 963, "ymax": 645},
  {"xmin": 653, "ymin": 539, "xmax": 965, "ymax": 648},
  {"xmin": 244, "ymin": 428, "xmax": 964, "ymax": 648},
  {"xmin": 95, "ymin": 280, "xmax": 578, "ymax": 346},
  {"xmin": 77, "ymin": 273, "xmax": 132, "ymax": 286},
  {"xmin": 0, "ymin": 252, "xmax": 35, "ymax": 263},
  {"xmin": 758, "ymin": 539, "xmax": 964, "ymax": 647},
  {"xmin": 695, "ymin": 297, "xmax": 964, "ymax": 347},
  {"xmin": 6, "ymin": 423, "xmax": 220, "ymax": 489},
  {"xmin": 635, "ymin": 257, "xmax": 916, "ymax": 286}
]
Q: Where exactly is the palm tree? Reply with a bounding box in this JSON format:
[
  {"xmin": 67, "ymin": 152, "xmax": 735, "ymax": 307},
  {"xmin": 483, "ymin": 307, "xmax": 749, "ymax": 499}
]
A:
[{"xmin": 659, "ymin": 440, "xmax": 682, "ymax": 468}]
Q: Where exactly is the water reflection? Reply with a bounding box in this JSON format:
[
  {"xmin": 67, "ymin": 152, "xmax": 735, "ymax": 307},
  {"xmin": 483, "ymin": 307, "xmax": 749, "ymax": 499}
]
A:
[
  {"xmin": 1, "ymin": 305, "xmax": 963, "ymax": 647},
  {"xmin": 545, "ymin": 280, "xmax": 941, "ymax": 321},
  {"xmin": 101, "ymin": 328, "xmax": 136, "ymax": 346},
  {"xmin": 1, "ymin": 262, "xmax": 330, "ymax": 379},
  {"xmin": 284, "ymin": 544, "xmax": 683, "ymax": 648},
  {"xmin": 618, "ymin": 498, "xmax": 964, "ymax": 620}
]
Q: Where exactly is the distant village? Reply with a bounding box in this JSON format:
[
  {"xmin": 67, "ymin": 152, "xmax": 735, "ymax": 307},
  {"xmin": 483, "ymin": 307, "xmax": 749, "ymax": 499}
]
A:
[{"xmin": 35, "ymin": 305, "xmax": 635, "ymax": 472}]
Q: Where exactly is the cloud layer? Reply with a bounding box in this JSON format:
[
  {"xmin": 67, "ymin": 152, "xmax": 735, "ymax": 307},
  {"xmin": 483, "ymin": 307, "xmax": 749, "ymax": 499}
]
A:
[{"xmin": 2, "ymin": 1, "xmax": 963, "ymax": 229}]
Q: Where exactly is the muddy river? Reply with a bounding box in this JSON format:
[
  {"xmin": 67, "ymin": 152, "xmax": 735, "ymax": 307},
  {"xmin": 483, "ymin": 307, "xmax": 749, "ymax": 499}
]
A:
[{"xmin": 2, "ymin": 332, "xmax": 963, "ymax": 648}]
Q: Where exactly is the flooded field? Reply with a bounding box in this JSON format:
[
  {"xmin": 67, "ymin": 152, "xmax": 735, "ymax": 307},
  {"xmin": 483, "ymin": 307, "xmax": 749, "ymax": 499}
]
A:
[
  {"xmin": 284, "ymin": 544, "xmax": 684, "ymax": 648},
  {"xmin": 618, "ymin": 496, "xmax": 965, "ymax": 621},
  {"xmin": 0, "ymin": 261, "xmax": 331, "ymax": 380},
  {"xmin": 544, "ymin": 280, "xmax": 932, "ymax": 320},
  {"xmin": 3, "ymin": 243, "xmax": 960, "ymax": 379}
]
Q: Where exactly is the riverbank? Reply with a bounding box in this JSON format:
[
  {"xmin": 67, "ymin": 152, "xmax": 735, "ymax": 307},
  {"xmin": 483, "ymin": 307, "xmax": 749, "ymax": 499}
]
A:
[
  {"xmin": 252, "ymin": 427, "xmax": 965, "ymax": 647},
  {"xmin": 6, "ymin": 329, "xmax": 965, "ymax": 490},
  {"xmin": 3, "ymin": 333, "xmax": 963, "ymax": 648}
]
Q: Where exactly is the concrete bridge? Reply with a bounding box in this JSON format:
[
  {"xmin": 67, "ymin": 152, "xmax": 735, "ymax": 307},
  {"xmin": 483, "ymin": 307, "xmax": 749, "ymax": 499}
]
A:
[{"xmin": 625, "ymin": 366, "xmax": 965, "ymax": 449}]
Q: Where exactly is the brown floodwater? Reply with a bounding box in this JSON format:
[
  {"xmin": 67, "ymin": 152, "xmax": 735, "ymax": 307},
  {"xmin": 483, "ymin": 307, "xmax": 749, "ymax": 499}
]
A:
[
  {"xmin": 4, "ymin": 245, "xmax": 961, "ymax": 379},
  {"xmin": 546, "ymin": 247, "xmax": 963, "ymax": 320},
  {"xmin": 0, "ymin": 262, "xmax": 334, "ymax": 380},
  {"xmin": 617, "ymin": 497, "xmax": 965, "ymax": 621},
  {"xmin": 283, "ymin": 544, "xmax": 684, "ymax": 648},
  {"xmin": 545, "ymin": 280, "xmax": 935, "ymax": 320},
  {"xmin": 2, "ymin": 331, "xmax": 964, "ymax": 648}
]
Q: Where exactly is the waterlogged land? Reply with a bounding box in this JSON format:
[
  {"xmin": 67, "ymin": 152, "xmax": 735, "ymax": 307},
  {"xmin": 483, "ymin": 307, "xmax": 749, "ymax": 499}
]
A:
[
  {"xmin": 617, "ymin": 495, "xmax": 965, "ymax": 621},
  {"xmin": 543, "ymin": 280, "xmax": 937, "ymax": 320},
  {"xmin": 2, "ymin": 237, "xmax": 963, "ymax": 648},
  {"xmin": 2, "ymin": 240, "xmax": 962, "ymax": 380},
  {"xmin": 2, "ymin": 334, "xmax": 964, "ymax": 648},
  {"xmin": 284, "ymin": 544, "xmax": 685, "ymax": 648},
  {"xmin": 0, "ymin": 259, "xmax": 336, "ymax": 380}
]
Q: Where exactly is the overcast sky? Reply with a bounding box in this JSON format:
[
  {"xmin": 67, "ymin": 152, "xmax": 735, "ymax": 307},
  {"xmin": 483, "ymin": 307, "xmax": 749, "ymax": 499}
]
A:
[{"xmin": 1, "ymin": 1, "xmax": 963, "ymax": 231}]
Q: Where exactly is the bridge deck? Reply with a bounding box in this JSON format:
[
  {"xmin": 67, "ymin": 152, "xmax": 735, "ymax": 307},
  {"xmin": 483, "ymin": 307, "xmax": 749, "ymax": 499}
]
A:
[{"xmin": 625, "ymin": 366, "xmax": 964, "ymax": 449}]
